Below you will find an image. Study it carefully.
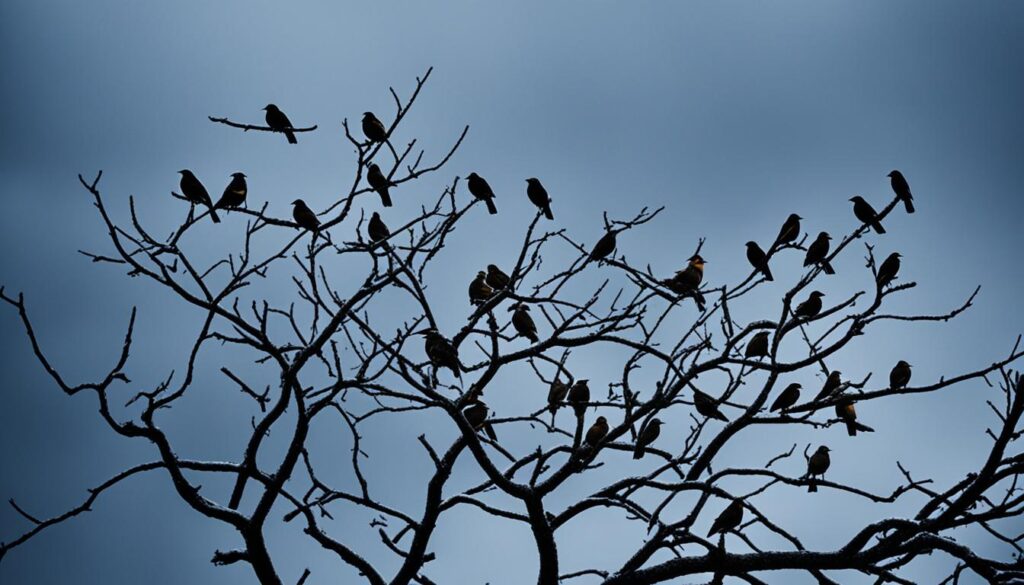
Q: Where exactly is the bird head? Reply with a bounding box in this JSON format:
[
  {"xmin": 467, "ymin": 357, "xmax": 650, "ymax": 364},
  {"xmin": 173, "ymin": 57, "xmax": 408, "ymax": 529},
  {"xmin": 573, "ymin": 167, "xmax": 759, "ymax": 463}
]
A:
[
  {"xmin": 468, "ymin": 172, "xmax": 479, "ymax": 179},
  {"xmin": 793, "ymin": 214, "xmax": 803, "ymax": 220},
  {"xmin": 231, "ymin": 172, "xmax": 246, "ymax": 179},
  {"xmin": 177, "ymin": 169, "xmax": 190, "ymax": 176},
  {"xmin": 898, "ymin": 360, "xmax": 912, "ymax": 368},
  {"xmin": 790, "ymin": 383, "xmax": 803, "ymax": 390},
  {"xmin": 369, "ymin": 163, "xmax": 381, "ymax": 173},
  {"xmin": 476, "ymin": 271, "xmax": 487, "ymax": 278},
  {"xmin": 888, "ymin": 170, "xmax": 900, "ymax": 178},
  {"xmin": 819, "ymin": 446, "xmax": 831, "ymax": 453},
  {"xmin": 291, "ymin": 199, "xmax": 305, "ymax": 206},
  {"xmin": 819, "ymin": 232, "xmax": 832, "ymax": 240},
  {"xmin": 745, "ymin": 241, "xmax": 759, "ymax": 249},
  {"xmin": 689, "ymin": 254, "xmax": 706, "ymax": 266},
  {"xmin": 849, "ymin": 196, "xmax": 864, "ymax": 203},
  {"xmin": 363, "ymin": 112, "xmax": 374, "ymax": 118},
  {"xmin": 648, "ymin": 418, "xmax": 662, "ymax": 427},
  {"xmin": 595, "ymin": 416, "xmax": 607, "ymax": 425},
  {"xmin": 810, "ymin": 291, "xmax": 825, "ymax": 298},
  {"xmin": 526, "ymin": 178, "xmax": 539, "ymax": 184},
  {"xmin": 263, "ymin": 104, "xmax": 278, "ymax": 111},
  {"xmin": 487, "ymin": 264, "xmax": 500, "ymax": 272},
  {"xmin": 371, "ymin": 211, "xmax": 381, "ymax": 219}
]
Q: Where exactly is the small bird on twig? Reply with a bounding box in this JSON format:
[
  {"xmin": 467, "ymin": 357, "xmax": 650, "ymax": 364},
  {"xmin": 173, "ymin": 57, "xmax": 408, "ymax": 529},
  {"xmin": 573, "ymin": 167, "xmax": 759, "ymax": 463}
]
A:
[
  {"xmin": 773, "ymin": 213, "xmax": 802, "ymax": 249},
  {"xmin": 367, "ymin": 163, "xmax": 394, "ymax": 207},
  {"xmin": 804, "ymin": 232, "xmax": 836, "ymax": 275},
  {"xmin": 814, "ymin": 370, "xmax": 843, "ymax": 402},
  {"xmin": 835, "ymin": 398, "xmax": 860, "ymax": 436},
  {"xmin": 806, "ymin": 446, "xmax": 831, "ymax": 492},
  {"xmin": 467, "ymin": 172, "xmax": 498, "ymax": 215},
  {"xmin": 567, "ymin": 379, "xmax": 591, "ymax": 419},
  {"xmin": 584, "ymin": 416, "xmax": 609, "ymax": 447},
  {"xmin": 422, "ymin": 329, "xmax": 461, "ymax": 379},
  {"xmin": 707, "ymin": 498, "xmax": 744, "ymax": 537},
  {"xmin": 291, "ymin": 199, "xmax": 320, "ymax": 233},
  {"xmin": 889, "ymin": 360, "xmax": 912, "ymax": 389},
  {"xmin": 468, "ymin": 271, "xmax": 495, "ymax": 306},
  {"xmin": 693, "ymin": 388, "xmax": 728, "ymax": 422},
  {"xmin": 178, "ymin": 170, "xmax": 220, "ymax": 223},
  {"xmin": 264, "ymin": 104, "xmax": 297, "ymax": 144},
  {"xmin": 589, "ymin": 230, "xmax": 617, "ymax": 263},
  {"xmin": 770, "ymin": 383, "xmax": 802, "ymax": 413},
  {"xmin": 367, "ymin": 212, "xmax": 390, "ymax": 248},
  {"xmin": 486, "ymin": 264, "xmax": 511, "ymax": 290},
  {"xmin": 663, "ymin": 255, "xmax": 707, "ymax": 311},
  {"xmin": 526, "ymin": 178, "xmax": 555, "ymax": 220},
  {"xmin": 793, "ymin": 291, "xmax": 825, "ymax": 320},
  {"xmin": 850, "ymin": 196, "xmax": 886, "ymax": 234},
  {"xmin": 362, "ymin": 112, "xmax": 388, "ymax": 144},
  {"xmin": 632, "ymin": 418, "xmax": 662, "ymax": 459},
  {"xmin": 876, "ymin": 252, "xmax": 901, "ymax": 290},
  {"xmin": 745, "ymin": 331, "xmax": 770, "ymax": 359},
  {"xmin": 510, "ymin": 303, "xmax": 539, "ymax": 343},
  {"xmin": 745, "ymin": 241, "xmax": 773, "ymax": 281},
  {"xmin": 215, "ymin": 172, "xmax": 247, "ymax": 211},
  {"xmin": 547, "ymin": 379, "xmax": 569, "ymax": 417},
  {"xmin": 888, "ymin": 170, "xmax": 915, "ymax": 214}
]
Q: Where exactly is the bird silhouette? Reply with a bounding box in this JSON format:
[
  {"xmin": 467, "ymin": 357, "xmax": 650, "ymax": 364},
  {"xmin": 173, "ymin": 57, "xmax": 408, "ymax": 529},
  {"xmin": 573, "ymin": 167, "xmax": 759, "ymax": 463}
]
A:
[
  {"xmin": 807, "ymin": 446, "xmax": 831, "ymax": 492},
  {"xmin": 770, "ymin": 383, "xmax": 802, "ymax": 412},
  {"xmin": 362, "ymin": 112, "xmax": 388, "ymax": 144},
  {"xmin": 773, "ymin": 213, "xmax": 802, "ymax": 249},
  {"xmin": 526, "ymin": 178, "xmax": 554, "ymax": 220},
  {"xmin": 486, "ymin": 264, "xmax": 511, "ymax": 290},
  {"xmin": 693, "ymin": 388, "xmax": 728, "ymax": 422},
  {"xmin": 835, "ymin": 399, "xmax": 859, "ymax": 436},
  {"xmin": 469, "ymin": 271, "xmax": 495, "ymax": 305},
  {"xmin": 423, "ymin": 330, "xmax": 461, "ymax": 379},
  {"xmin": 589, "ymin": 230, "xmax": 617, "ymax": 263},
  {"xmin": 510, "ymin": 303, "xmax": 539, "ymax": 343},
  {"xmin": 178, "ymin": 170, "xmax": 220, "ymax": 223},
  {"xmin": 632, "ymin": 418, "xmax": 662, "ymax": 459},
  {"xmin": 367, "ymin": 163, "xmax": 393, "ymax": 207},
  {"xmin": 815, "ymin": 371, "xmax": 843, "ymax": 402},
  {"xmin": 745, "ymin": 241, "xmax": 773, "ymax": 281},
  {"xmin": 745, "ymin": 331, "xmax": 770, "ymax": 359},
  {"xmin": 467, "ymin": 172, "xmax": 498, "ymax": 215},
  {"xmin": 876, "ymin": 252, "xmax": 901, "ymax": 290},
  {"xmin": 889, "ymin": 360, "xmax": 912, "ymax": 389},
  {"xmin": 263, "ymin": 104, "xmax": 297, "ymax": 144},
  {"xmin": 547, "ymin": 379, "xmax": 569, "ymax": 417},
  {"xmin": 793, "ymin": 291, "xmax": 825, "ymax": 320},
  {"xmin": 663, "ymin": 255, "xmax": 707, "ymax": 311},
  {"xmin": 707, "ymin": 498, "xmax": 744, "ymax": 537},
  {"xmin": 215, "ymin": 172, "xmax": 247, "ymax": 210},
  {"xmin": 584, "ymin": 416, "xmax": 609, "ymax": 447},
  {"xmin": 291, "ymin": 199, "xmax": 320, "ymax": 233},
  {"xmin": 367, "ymin": 212, "xmax": 390, "ymax": 248},
  {"xmin": 850, "ymin": 196, "xmax": 885, "ymax": 234},
  {"xmin": 888, "ymin": 170, "xmax": 915, "ymax": 213},
  {"xmin": 804, "ymin": 232, "xmax": 836, "ymax": 275},
  {"xmin": 567, "ymin": 380, "xmax": 591, "ymax": 419}
]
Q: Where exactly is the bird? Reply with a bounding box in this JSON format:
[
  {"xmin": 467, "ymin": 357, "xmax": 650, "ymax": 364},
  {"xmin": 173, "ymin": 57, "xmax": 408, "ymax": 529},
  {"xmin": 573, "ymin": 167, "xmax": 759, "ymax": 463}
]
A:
[
  {"xmin": 367, "ymin": 163, "xmax": 393, "ymax": 207},
  {"xmin": 663, "ymin": 255, "xmax": 707, "ymax": 311},
  {"xmin": 526, "ymin": 178, "xmax": 554, "ymax": 220},
  {"xmin": 467, "ymin": 172, "xmax": 498, "ymax": 215},
  {"xmin": 707, "ymin": 498, "xmax": 744, "ymax": 537},
  {"xmin": 807, "ymin": 446, "xmax": 831, "ymax": 492},
  {"xmin": 850, "ymin": 196, "xmax": 886, "ymax": 234},
  {"xmin": 773, "ymin": 214, "xmax": 802, "ymax": 249},
  {"xmin": 793, "ymin": 291, "xmax": 825, "ymax": 320},
  {"xmin": 835, "ymin": 399, "xmax": 859, "ymax": 436},
  {"xmin": 889, "ymin": 360, "xmax": 912, "ymax": 389},
  {"xmin": 361, "ymin": 112, "xmax": 388, "ymax": 144},
  {"xmin": 486, "ymin": 264, "xmax": 511, "ymax": 290},
  {"xmin": 423, "ymin": 330, "xmax": 461, "ymax": 379},
  {"xmin": 215, "ymin": 172, "xmax": 247, "ymax": 210},
  {"xmin": 463, "ymin": 402, "xmax": 489, "ymax": 433},
  {"xmin": 178, "ymin": 170, "xmax": 221, "ymax": 223},
  {"xmin": 547, "ymin": 379, "xmax": 569, "ymax": 416},
  {"xmin": 888, "ymin": 170, "xmax": 915, "ymax": 214},
  {"xmin": 263, "ymin": 104, "xmax": 297, "ymax": 144},
  {"xmin": 632, "ymin": 418, "xmax": 662, "ymax": 459},
  {"xmin": 693, "ymin": 388, "xmax": 728, "ymax": 422},
  {"xmin": 745, "ymin": 241, "xmax": 773, "ymax": 281},
  {"xmin": 770, "ymin": 383, "xmax": 802, "ymax": 413},
  {"xmin": 567, "ymin": 379, "xmax": 591, "ymax": 419},
  {"xmin": 744, "ymin": 331, "xmax": 770, "ymax": 359},
  {"xmin": 804, "ymin": 232, "xmax": 836, "ymax": 275},
  {"xmin": 814, "ymin": 371, "xmax": 843, "ymax": 402},
  {"xmin": 589, "ymin": 230, "xmax": 617, "ymax": 263},
  {"xmin": 510, "ymin": 303, "xmax": 539, "ymax": 343},
  {"xmin": 291, "ymin": 199, "xmax": 320, "ymax": 233},
  {"xmin": 469, "ymin": 271, "xmax": 495, "ymax": 305},
  {"xmin": 367, "ymin": 212, "xmax": 390, "ymax": 247},
  {"xmin": 584, "ymin": 416, "xmax": 609, "ymax": 447},
  {"xmin": 876, "ymin": 252, "xmax": 901, "ymax": 290}
]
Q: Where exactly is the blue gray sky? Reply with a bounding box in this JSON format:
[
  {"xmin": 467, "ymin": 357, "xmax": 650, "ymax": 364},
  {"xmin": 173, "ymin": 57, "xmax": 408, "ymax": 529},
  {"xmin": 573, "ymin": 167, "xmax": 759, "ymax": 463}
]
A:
[{"xmin": 2, "ymin": 2, "xmax": 1023, "ymax": 584}]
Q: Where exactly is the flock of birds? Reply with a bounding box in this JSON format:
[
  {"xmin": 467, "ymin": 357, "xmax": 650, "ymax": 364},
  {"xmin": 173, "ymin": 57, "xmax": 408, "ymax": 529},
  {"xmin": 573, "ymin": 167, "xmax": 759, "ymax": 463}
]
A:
[{"xmin": 184, "ymin": 105, "xmax": 919, "ymax": 536}]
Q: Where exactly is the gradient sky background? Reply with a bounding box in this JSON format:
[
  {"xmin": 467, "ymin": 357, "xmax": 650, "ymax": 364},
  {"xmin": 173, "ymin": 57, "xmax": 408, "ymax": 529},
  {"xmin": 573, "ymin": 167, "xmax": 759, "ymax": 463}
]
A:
[{"xmin": 2, "ymin": 2, "xmax": 1023, "ymax": 584}]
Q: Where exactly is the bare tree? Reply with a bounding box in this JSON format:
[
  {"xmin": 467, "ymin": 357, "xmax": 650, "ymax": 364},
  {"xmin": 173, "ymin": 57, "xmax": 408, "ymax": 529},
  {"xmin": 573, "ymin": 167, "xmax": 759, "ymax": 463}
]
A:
[{"xmin": 2, "ymin": 69, "xmax": 1023, "ymax": 585}]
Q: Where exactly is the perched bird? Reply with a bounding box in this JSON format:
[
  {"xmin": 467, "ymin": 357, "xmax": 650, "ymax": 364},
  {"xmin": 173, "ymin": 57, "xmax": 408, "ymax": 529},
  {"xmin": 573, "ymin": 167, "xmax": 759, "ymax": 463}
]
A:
[
  {"xmin": 584, "ymin": 416, "xmax": 609, "ymax": 447},
  {"xmin": 693, "ymin": 388, "xmax": 728, "ymax": 422},
  {"xmin": 707, "ymin": 498, "xmax": 744, "ymax": 537},
  {"xmin": 467, "ymin": 172, "xmax": 498, "ymax": 215},
  {"xmin": 850, "ymin": 196, "xmax": 886, "ymax": 234},
  {"xmin": 773, "ymin": 214, "xmax": 802, "ymax": 248},
  {"xmin": 567, "ymin": 379, "xmax": 591, "ymax": 419},
  {"xmin": 835, "ymin": 399, "xmax": 859, "ymax": 436},
  {"xmin": 806, "ymin": 446, "xmax": 831, "ymax": 492},
  {"xmin": 770, "ymin": 383, "xmax": 802, "ymax": 413},
  {"xmin": 423, "ymin": 330, "xmax": 461, "ymax": 378},
  {"xmin": 888, "ymin": 170, "xmax": 915, "ymax": 214},
  {"xmin": 367, "ymin": 212, "xmax": 390, "ymax": 246},
  {"xmin": 469, "ymin": 271, "xmax": 495, "ymax": 305},
  {"xmin": 814, "ymin": 371, "xmax": 843, "ymax": 402},
  {"xmin": 589, "ymin": 230, "xmax": 617, "ymax": 263},
  {"xmin": 793, "ymin": 291, "xmax": 825, "ymax": 320},
  {"xmin": 804, "ymin": 232, "xmax": 836, "ymax": 275},
  {"xmin": 526, "ymin": 178, "xmax": 554, "ymax": 220},
  {"xmin": 510, "ymin": 303, "xmax": 539, "ymax": 343},
  {"xmin": 486, "ymin": 264, "xmax": 511, "ymax": 290},
  {"xmin": 463, "ymin": 402, "xmax": 489, "ymax": 432},
  {"xmin": 745, "ymin": 241, "xmax": 773, "ymax": 281},
  {"xmin": 744, "ymin": 331, "xmax": 770, "ymax": 359},
  {"xmin": 547, "ymin": 379, "xmax": 569, "ymax": 416},
  {"xmin": 263, "ymin": 104, "xmax": 297, "ymax": 144},
  {"xmin": 632, "ymin": 418, "xmax": 662, "ymax": 459},
  {"xmin": 215, "ymin": 172, "xmax": 247, "ymax": 210},
  {"xmin": 889, "ymin": 360, "xmax": 912, "ymax": 389},
  {"xmin": 291, "ymin": 199, "xmax": 320, "ymax": 233},
  {"xmin": 367, "ymin": 163, "xmax": 393, "ymax": 207},
  {"xmin": 361, "ymin": 112, "xmax": 388, "ymax": 144},
  {"xmin": 663, "ymin": 255, "xmax": 707, "ymax": 311},
  {"xmin": 178, "ymin": 170, "xmax": 221, "ymax": 223},
  {"xmin": 876, "ymin": 252, "xmax": 901, "ymax": 290}
]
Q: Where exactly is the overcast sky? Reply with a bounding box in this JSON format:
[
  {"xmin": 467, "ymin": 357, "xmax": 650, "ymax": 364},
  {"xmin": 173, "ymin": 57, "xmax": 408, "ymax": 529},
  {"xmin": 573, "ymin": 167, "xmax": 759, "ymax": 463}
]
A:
[{"xmin": 1, "ymin": 2, "xmax": 1023, "ymax": 584}]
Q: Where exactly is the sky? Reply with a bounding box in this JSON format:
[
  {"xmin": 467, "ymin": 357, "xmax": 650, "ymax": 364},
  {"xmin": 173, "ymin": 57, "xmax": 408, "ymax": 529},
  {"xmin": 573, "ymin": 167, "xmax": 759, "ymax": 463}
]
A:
[{"xmin": 1, "ymin": 1, "xmax": 1023, "ymax": 584}]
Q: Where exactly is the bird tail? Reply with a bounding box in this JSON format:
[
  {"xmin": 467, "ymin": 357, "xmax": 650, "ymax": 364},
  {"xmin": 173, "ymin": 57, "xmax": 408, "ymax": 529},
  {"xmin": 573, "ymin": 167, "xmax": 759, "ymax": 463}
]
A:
[
  {"xmin": 872, "ymin": 221, "xmax": 886, "ymax": 234},
  {"xmin": 543, "ymin": 205, "xmax": 554, "ymax": 220},
  {"xmin": 808, "ymin": 479, "xmax": 818, "ymax": 493},
  {"xmin": 633, "ymin": 445, "xmax": 644, "ymax": 460},
  {"xmin": 904, "ymin": 198, "xmax": 915, "ymax": 214},
  {"xmin": 485, "ymin": 198, "xmax": 498, "ymax": 215},
  {"xmin": 846, "ymin": 420, "xmax": 857, "ymax": 436},
  {"xmin": 714, "ymin": 411, "xmax": 729, "ymax": 422},
  {"xmin": 379, "ymin": 188, "xmax": 393, "ymax": 208},
  {"xmin": 209, "ymin": 206, "xmax": 221, "ymax": 223},
  {"xmin": 527, "ymin": 332, "xmax": 539, "ymax": 344},
  {"xmin": 285, "ymin": 130, "xmax": 297, "ymax": 144},
  {"xmin": 762, "ymin": 265, "xmax": 774, "ymax": 281},
  {"xmin": 692, "ymin": 291, "xmax": 707, "ymax": 312},
  {"xmin": 822, "ymin": 260, "xmax": 836, "ymax": 275}
]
